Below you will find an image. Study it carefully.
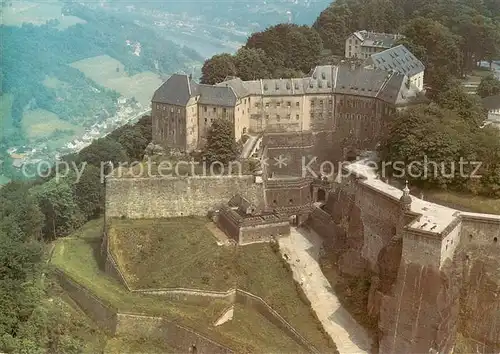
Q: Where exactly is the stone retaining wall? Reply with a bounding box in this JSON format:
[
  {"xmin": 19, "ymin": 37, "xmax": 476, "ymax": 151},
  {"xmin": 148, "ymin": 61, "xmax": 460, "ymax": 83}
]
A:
[{"xmin": 54, "ymin": 268, "xmax": 319, "ymax": 353}]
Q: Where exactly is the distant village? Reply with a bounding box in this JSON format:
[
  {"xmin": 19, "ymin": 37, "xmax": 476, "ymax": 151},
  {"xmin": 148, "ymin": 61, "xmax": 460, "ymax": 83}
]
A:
[{"xmin": 7, "ymin": 96, "xmax": 149, "ymax": 171}]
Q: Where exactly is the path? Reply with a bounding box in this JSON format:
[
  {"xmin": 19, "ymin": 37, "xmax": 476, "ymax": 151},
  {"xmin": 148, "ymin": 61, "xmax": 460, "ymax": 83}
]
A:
[
  {"xmin": 240, "ymin": 134, "xmax": 258, "ymax": 159},
  {"xmin": 278, "ymin": 227, "xmax": 373, "ymax": 354}
]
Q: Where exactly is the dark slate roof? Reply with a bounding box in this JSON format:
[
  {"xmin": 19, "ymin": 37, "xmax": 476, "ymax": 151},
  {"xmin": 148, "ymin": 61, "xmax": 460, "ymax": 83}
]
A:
[
  {"xmin": 153, "ymin": 75, "xmax": 236, "ymax": 107},
  {"xmin": 376, "ymin": 72, "xmax": 407, "ymax": 105},
  {"xmin": 369, "ymin": 45, "xmax": 425, "ymax": 78},
  {"xmin": 228, "ymin": 194, "xmax": 242, "ymax": 207},
  {"xmin": 335, "ymin": 66, "xmax": 391, "ymax": 97},
  {"xmin": 216, "ymin": 78, "xmax": 249, "ymax": 98},
  {"xmin": 354, "ymin": 30, "xmax": 402, "ymax": 48},
  {"xmin": 482, "ymin": 94, "xmax": 500, "ymax": 110},
  {"xmin": 196, "ymin": 84, "xmax": 237, "ymax": 107},
  {"xmin": 152, "ymin": 74, "xmax": 192, "ymax": 105}
]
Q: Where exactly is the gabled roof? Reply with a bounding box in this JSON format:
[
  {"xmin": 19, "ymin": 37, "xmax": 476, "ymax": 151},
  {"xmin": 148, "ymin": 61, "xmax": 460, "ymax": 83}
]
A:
[
  {"xmin": 152, "ymin": 74, "xmax": 192, "ymax": 106},
  {"xmin": 153, "ymin": 75, "xmax": 236, "ymax": 107},
  {"xmin": 351, "ymin": 30, "xmax": 402, "ymax": 48},
  {"xmin": 369, "ymin": 45, "xmax": 425, "ymax": 78},
  {"xmin": 482, "ymin": 94, "xmax": 500, "ymax": 110}
]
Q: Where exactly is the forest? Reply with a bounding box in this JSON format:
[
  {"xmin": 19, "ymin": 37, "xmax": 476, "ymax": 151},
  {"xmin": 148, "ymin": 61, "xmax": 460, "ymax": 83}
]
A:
[
  {"xmin": 2, "ymin": 0, "xmax": 500, "ymax": 352},
  {"xmin": 0, "ymin": 3, "xmax": 203, "ymax": 150}
]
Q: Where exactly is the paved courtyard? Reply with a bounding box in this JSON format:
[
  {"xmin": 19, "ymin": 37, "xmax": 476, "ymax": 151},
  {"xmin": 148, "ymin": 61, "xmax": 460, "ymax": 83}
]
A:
[{"xmin": 278, "ymin": 227, "xmax": 373, "ymax": 354}]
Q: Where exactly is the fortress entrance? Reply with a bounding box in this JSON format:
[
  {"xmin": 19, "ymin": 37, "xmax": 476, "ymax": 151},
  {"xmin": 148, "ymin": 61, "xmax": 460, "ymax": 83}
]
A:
[{"xmin": 317, "ymin": 189, "xmax": 326, "ymax": 202}]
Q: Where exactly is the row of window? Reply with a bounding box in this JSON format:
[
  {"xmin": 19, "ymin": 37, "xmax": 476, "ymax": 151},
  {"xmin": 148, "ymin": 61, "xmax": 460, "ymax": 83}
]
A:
[
  {"xmin": 338, "ymin": 100, "xmax": 376, "ymax": 109},
  {"xmin": 258, "ymin": 101, "xmax": 301, "ymax": 108},
  {"xmin": 264, "ymin": 114, "xmax": 301, "ymax": 121}
]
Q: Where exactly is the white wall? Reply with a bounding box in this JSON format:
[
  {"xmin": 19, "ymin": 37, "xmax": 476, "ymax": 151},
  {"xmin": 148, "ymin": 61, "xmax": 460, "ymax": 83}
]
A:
[{"xmin": 410, "ymin": 71, "xmax": 424, "ymax": 91}]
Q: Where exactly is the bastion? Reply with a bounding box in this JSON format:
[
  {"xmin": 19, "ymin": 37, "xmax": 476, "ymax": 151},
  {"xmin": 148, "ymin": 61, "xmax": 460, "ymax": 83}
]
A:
[{"xmin": 308, "ymin": 158, "xmax": 500, "ymax": 353}]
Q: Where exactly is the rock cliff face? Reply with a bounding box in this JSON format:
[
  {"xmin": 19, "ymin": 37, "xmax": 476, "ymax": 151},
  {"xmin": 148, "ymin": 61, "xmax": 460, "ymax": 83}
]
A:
[
  {"xmin": 378, "ymin": 260, "xmax": 461, "ymax": 354},
  {"xmin": 310, "ymin": 179, "xmax": 500, "ymax": 354},
  {"xmin": 458, "ymin": 245, "xmax": 500, "ymax": 353}
]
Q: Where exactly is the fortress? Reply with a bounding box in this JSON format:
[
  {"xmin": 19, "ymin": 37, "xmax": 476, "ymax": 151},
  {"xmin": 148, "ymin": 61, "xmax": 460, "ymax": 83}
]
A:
[{"xmin": 103, "ymin": 62, "xmax": 500, "ymax": 353}]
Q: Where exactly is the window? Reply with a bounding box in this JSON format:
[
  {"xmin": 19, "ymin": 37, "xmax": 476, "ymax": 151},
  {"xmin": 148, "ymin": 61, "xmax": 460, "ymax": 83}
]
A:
[
  {"xmin": 287, "ymin": 114, "xmax": 291, "ymax": 119},
  {"xmin": 170, "ymin": 107, "xmax": 174, "ymax": 113},
  {"xmin": 204, "ymin": 118, "xmax": 207, "ymax": 123},
  {"xmin": 255, "ymin": 102, "xmax": 259, "ymax": 108},
  {"xmin": 329, "ymin": 99, "xmax": 333, "ymax": 105},
  {"xmin": 311, "ymin": 100, "xmax": 315, "ymax": 106},
  {"xmin": 287, "ymin": 101, "xmax": 291, "ymax": 107},
  {"xmin": 319, "ymin": 100, "xmax": 323, "ymax": 105},
  {"xmin": 223, "ymin": 108, "xmax": 227, "ymax": 113},
  {"xmin": 276, "ymin": 102, "xmax": 281, "ymax": 107},
  {"xmin": 296, "ymin": 102, "xmax": 300, "ymax": 107},
  {"xmin": 296, "ymin": 114, "xmax": 299, "ymax": 120},
  {"xmin": 204, "ymin": 106, "xmax": 207, "ymax": 112},
  {"xmin": 276, "ymin": 115, "xmax": 280, "ymax": 121},
  {"xmin": 177, "ymin": 108, "xmax": 180, "ymax": 113},
  {"xmin": 265, "ymin": 114, "xmax": 269, "ymax": 119},
  {"xmin": 213, "ymin": 107, "xmax": 216, "ymax": 112}
]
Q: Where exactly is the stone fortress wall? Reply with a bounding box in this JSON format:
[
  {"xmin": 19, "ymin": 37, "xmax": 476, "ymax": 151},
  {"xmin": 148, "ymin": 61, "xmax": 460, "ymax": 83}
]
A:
[
  {"xmin": 308, "ymin": 160, "xmax": 500, "ymax": 353},
  {"xmin": 105, "ymin": 175, "xmax": 265, "ymax": 219}
]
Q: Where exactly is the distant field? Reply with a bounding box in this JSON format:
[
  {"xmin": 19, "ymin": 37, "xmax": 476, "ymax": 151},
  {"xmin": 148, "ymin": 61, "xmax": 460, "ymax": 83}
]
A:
[
  {"xmin": 1, "ymin": 1, "xmax": 86, "ymax": 29},
  {"xmin": 22, "ymin": 108, "xmax": 82, "ymax": 141},
  {"xmin": 70, "ymin": 55, "xmax": 163, "ymax": 106},
  {"xmin": 43, "ymin": 76, "xmax": 69, "ymax": 90}
]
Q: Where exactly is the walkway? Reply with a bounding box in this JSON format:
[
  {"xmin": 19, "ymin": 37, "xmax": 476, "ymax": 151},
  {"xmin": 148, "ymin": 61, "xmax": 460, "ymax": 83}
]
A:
[
  {"xmin": 278, "ymin": 227, "xmax": 373, "ymax": 354},
  {"xmin": 240, "ymin": 134, "xmax": 258, "ymax": 159}
]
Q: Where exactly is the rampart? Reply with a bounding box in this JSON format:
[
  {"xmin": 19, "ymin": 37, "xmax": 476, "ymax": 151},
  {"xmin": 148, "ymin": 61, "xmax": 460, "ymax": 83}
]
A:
[
  {"xmin": 105, "ymin": 175, "xmax": 264, "ymax": 219},
  {"xmin": 216, "ymin": 206, "xmax": 290, "ymax": 244},
  {"xmin": 53, "ymin": 267, "xmax": 319, "ymax": 353},
  {"xmin": 307, "ymin": 159, "xmax": 500, "ymax": 353}
]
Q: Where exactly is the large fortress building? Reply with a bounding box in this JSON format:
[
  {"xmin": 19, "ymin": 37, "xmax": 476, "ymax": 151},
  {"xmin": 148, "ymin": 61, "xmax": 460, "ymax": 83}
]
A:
[{"xmin": 151, "ymin": 63, "xmax": 423, "ymax": 153}]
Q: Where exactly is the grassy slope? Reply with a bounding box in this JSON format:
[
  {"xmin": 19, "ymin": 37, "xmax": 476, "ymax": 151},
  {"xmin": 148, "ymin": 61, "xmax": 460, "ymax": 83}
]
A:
[
  {"xmin": 108, "ymin": 217, "xmax": 335, "ymax": 352},
  {"xmin": 70, "ymin": 55, "xmax": 162, "ymax": 106},
  {"xmin": 51, "ymin": 219, "xmax": 307, "ymax": 353},
  {"xmin": 424, "ymin": 190, "xmax": 500, "ymax": 215}
]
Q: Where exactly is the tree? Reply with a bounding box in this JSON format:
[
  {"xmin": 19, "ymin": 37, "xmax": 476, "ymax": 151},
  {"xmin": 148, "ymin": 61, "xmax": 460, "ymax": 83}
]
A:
[
  {"xmin": 73, "ymin": 164, "xmax": 104, "ymax": 220},
  {"xmin": 203, "ymin": 118, "xmax": 238, "ymax": 166},
  {"xmin": 77, "ymin": 137, "xmax": 128, "ymax": 167},
  {"xmin": 31, "ymin": 178, "xmax": 84, "ymax": 240},
  {"xmin": 200, "ymin": 53, "xmax": 237, "ymax": 85},
  {"xmin": 233, "ymin": 48, "xmax": 273, "ymax": 81},
  {"xmin": 245, "ymin": 23, "xmax": 322, "ymax": 74},
  {"xmin": 436, "ymin": 85, "xmax": 487, "ymax": 126},
  {"xmin": 477, "ymin": 74, "xmax": 500, "ymax": 97},
  {"xmin": 401, "ymin": 17, "xmax": 462, "ymax": 92}
]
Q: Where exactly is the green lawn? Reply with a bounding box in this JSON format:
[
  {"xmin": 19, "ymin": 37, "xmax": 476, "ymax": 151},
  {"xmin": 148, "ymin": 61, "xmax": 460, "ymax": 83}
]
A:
[
  {"xmin": 51, "ymin": 219, "xmax": 310, "ymax": 353},
  {"xmin": 22, "ymin": 108, "xmax": 83, "ymax": 141},
  {"xmin": 108, "ymin": 217, "xmax": 336, "ymax": 352},
  {"xmin": 70, "ymin": 55, "xmax": 163, "ymax": 106},
  {"xmin": 424, "ymin": 190, "xmax": 500, "ymax": 215}
]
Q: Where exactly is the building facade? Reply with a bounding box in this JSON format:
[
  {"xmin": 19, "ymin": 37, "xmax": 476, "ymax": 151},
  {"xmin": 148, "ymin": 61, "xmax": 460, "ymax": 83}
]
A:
[
  {"xmin": 344, "ymin": 30, "xmax": 404, "ymax": 59},
  {"xmin": 151, "ymin": 64, "xmax": 422, "ymax": 152}
]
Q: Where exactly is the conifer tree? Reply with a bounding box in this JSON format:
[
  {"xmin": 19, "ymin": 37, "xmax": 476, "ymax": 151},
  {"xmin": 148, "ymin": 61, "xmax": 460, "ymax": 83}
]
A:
[{"xmin": 203, "ymin": 118, "xmax": 238, "ymax": 166}]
